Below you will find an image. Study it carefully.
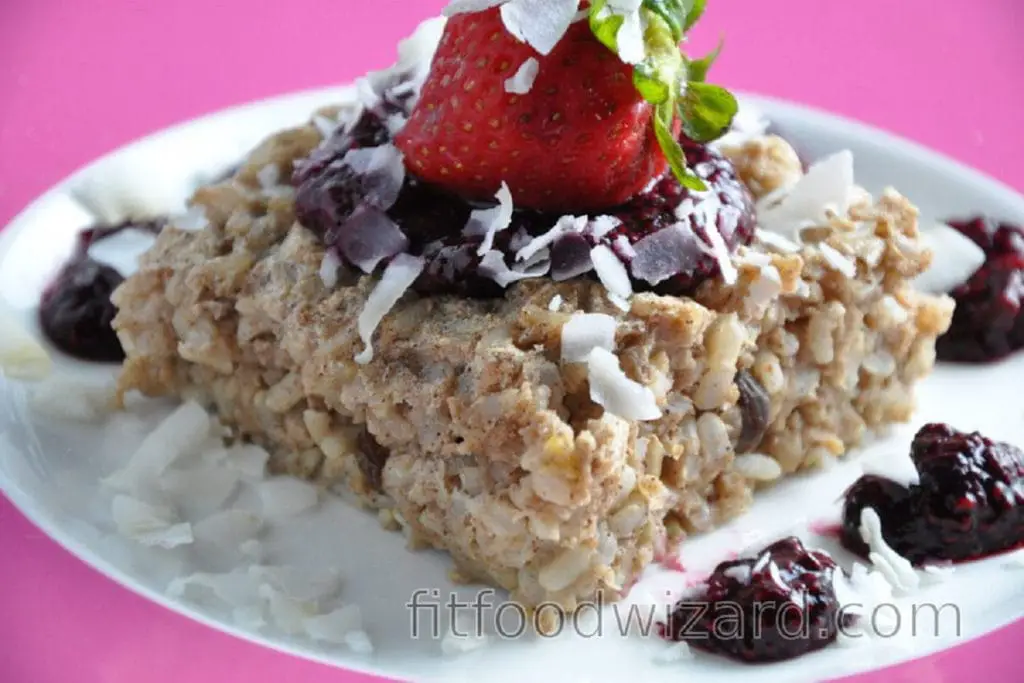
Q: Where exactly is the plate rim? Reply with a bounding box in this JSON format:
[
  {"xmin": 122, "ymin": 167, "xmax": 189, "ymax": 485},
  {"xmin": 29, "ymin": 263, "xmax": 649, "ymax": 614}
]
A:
[{"xmin": 1, "ymin": 84, "xmax": 1023, "ymax": 681}]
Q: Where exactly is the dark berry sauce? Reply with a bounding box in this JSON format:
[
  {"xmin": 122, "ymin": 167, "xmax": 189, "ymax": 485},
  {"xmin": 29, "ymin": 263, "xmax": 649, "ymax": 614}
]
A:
[
  {"xmin": 293, "ymin": 104, "xmax": 757, "ymax": 297},
  {"xmin": 662, "ymin": 537, "xmax": 847, "ymax": 663},
  {"xmin": 841, "ymin": 423, "xmax": 1024, "ymax": 565},
  {"xmin": 934, "ymin": 217, "xmax": 1024, "ymax": 363},
  {"xmin": 38, "ymin": 219, "xmax": 164, "ymax": 363}
]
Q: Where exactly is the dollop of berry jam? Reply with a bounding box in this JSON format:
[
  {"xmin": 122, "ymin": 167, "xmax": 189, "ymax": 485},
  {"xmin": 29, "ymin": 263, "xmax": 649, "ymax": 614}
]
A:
[
  {"xmin": 936, "ymin": 217, "xmax": 1024, "ymax": 363},
  {"xmin": 39, "ymin": 219, "xmax": 164, "ymax": 363},
  {"xmin": 841, "ymin": 423, "xmax": 1024, "ymax": 564},
  {"xmin": 663, "ymin": 537, "xmax": 846, "ymax": 663},
  {"xmin": 293, "ymin": 107, "xmax": 756, "ymax": 297}
]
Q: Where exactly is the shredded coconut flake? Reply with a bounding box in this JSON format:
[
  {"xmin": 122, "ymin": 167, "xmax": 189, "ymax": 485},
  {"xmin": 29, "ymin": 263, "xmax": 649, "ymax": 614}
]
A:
[
  {"xmin": 561, "ymin": 313, "xmax": 617, "ymax": 362},
  {"xmin": 0, "ymin": 304, "xmax": 52, "ymax": 380},
  {"xmin": 87, "ymin": 227, "xmax": 158, "ymax": 277},
  {"xmin": 912, "ymin": 220, "xmax": 987, "ymax": 294},
  {"xmin": 257, "ymin": 477, "xmax": 319, "ymax": 518},
  {"xmin": 342, "ymin": 144, "xmax": 406, "ymax": 211},
  {"xmin": 104, "ymin": 401, "xmax": 212, "ymax": 491},
  {"xmin": 630, "ymin": 223, "xmax": 701, "ymax": 285},
  {"xmin": 193, "ymin": 509, "xmax": 263, "ymax": 548},
  {"xmin": 355, "ymin": 253, "xmax": 425, "ymax": 364},
  {"xmin": 312, "ymin": 114, "xmax": 338, "ymax": 138},
  {"xmin": 515, "ymin": 214, "xmax": 587, "ymax": 263},
  {"xmin": 478, "ymin": 249, "xmax": 550, "ymax": 287},
  {"xmin": 112, "ymin": 495, "xmax": 194, "ymax": 549},
  {"xmin": 548, "ymin": 294, "xmax": 564, "ymax": 311},
  {"xmin": 586, "ymin": 347, "xmax": 661, "ymax": 421},
  {"xmin": 589, "ymin": 215, "xmax": 622, "ymax": 239},
  {"xmin": 319, "ymin": 250, "xmax": 342, "ymax": 288},
  {"xmin": 755, "ymin": 228, "xmax": 800, "ymax": 253},
  {"xmin": 27, "ymin": 376, "xmax": 116, "ymax": 423},
  {"xmin": 757, "ymin": 150, "xmax": 855, "ymax": 240},
  {"xmin": 303, "ymin": 604, "xmax": 364, "ymax": 644},
  {"xmin": 465, "ymin": 182, "xmax": 514, "ymax": 255},
  {"xmin": 591, "ymin": 244, "xmax": 633, "ymax": 299},
  {"xmin": 859, "ymin": 507, "xmax": 920, "ymax": 593},
  {"xmin": 505, "ymin": 57, "xmax": 540, "ymax": 94},
  {"xmin": 499, "ymin": 0, "xmax": 581, "ymax": 56},
  {"xmin": 335, "ymin": 206, "xmax": 410, "ymax": 275},
  {"xmin": 704, "ymin": 222, "xmax": 737, "ymax": 285},
  {"xmin": 819, "ymin": 243, "xmax": 857, "ymax": 277}
]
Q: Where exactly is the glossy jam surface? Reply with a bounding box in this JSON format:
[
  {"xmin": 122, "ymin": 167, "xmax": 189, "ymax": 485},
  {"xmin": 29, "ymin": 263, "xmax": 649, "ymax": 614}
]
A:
[
  {"xmin": 293, "ymin": 105, "xmax": 757, "ymax": 297},
  {"xmin": 663, "ymin": 537, "xmax": 846, "ymax": 663},
  {"xmin": 38, "ymin": 220, "xmax": 164, "ymax": 362},
  {"xmin": 841, "ymin": 423, "xmax": 1024, "ymax": 564},
  {"xmin": 936, "ymin": 217, "xmax": 1024, "ymax": 363}
]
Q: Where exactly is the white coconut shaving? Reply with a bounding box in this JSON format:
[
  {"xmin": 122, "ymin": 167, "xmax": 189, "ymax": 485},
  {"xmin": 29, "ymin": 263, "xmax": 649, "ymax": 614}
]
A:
[
  {"xmin": 87, "ymin": 227, "xmax": 158, "ymax": 277},
  {"xmin": 505, "ymin": 58, "xmax": 540, "ymax": 94},
  {"xmin": 464, "ymin": 182, "xmax": 515, "ymax": 255},
  {"xmin": 590, "ymin": 244, "xmax": 633, "ymax": 300},
  {"xmin": 0, "ymin": 303, "xmax": 52, "ymax": 380},
  {"xmin": 303, "ymin": 604, "xmax": 365, "ymax": 645},
  {"xmin": 104, "ymin": 400, "xmax": 213, "ymax": 491},
  {"xmin": 859, "ymin": 507, "xmax": 920, "ymax": 593},
  {"xmin": 911, "ymin": 220, "xmax": 986, "ymax": 294},
  {"xmin": 166, "ymin": 569, "xmax": 262, "ymax": 606},
  {"xmin": 220, "ymin": 444, "xmax": 271, "ymax": 479},
  {"xmin": 342, "ymin": 144, "xmax": 406, "ymax": 211},
  {"xmin": 589, "ymin": 215, "xmax": 622, "ymax": 240},
  {"xmin": 703, "ymin": 221, "xmax": 738, "ymax": 285},
  {"xmin": 312, "ymin": 114, "xmax": 339, "ymax": 138},
  {"xmin": 607, "ymin": 292, "xmax": 631, "ymax": 312},
  {"xmin": 441, "ymin": 613, "xmax": 491, "ymax": 655},
  {"xmin": 561, "ymin": 313, "xmax": 617, "ymax": 362},
  {"xmin": 757, "ymin": 150, "xmax": 855, "ymax": 241},
  {"xmin": 479, "ymin": 248, "xmax": 552, "ymax": 286},
  {"xmin": 192, "ymin": 509, "xmax": 263, "ymax": 548},
  {"xmin": 586, "ymin": 347, "xmax": 661, "ymax": 421},
  {"xmin": 499, "ymin": 0, "xmax": 581, "ymax": 56},
  {"xmin": 355, "ymin": 253, "xmax": 425, "ymax": 365},
  {"xmin": 27, "ymin": 376, "xmax": 116, "ymax": 423},
  {"xmin": 111, "ymin": 495, "xmax": 194, "ymax": 549},
  {"xmin": 338, "ymin": 207, "xmax": 410, "ymax": 275},
  {"xmin": 732, "ymin": 453, "xmax": 783, "ymax": 482},
  {"xmin": 256, "ymin": 477, "xmax": 320, "ymax": 518},
  {"xmin": 819, "ymin": 243, "xmax": 857, "ymax": 278},
  {"xmin": 319, "ymin": 250, "xmax": 342, "ymax": 289},
  {"xmin": 515, "ymin": 214, "xmax": 588, "ymax": 263},
  {"xmin": 548, "ymin": 294, "xmax": 564, "ymax": 311},
  {"xmin": 755, "ymin": 228, "xmax": 800, "ymax": 253},
  {"xmin": 159, "ymin": 467, "xmax": 240, "ymax": 514},
  {"xmin": 919, "ymin": 563, "xmax": 955, "ymax": 585},
  {"xmin": 630, "ymin": 222, "xmax": 701, "ymax": 285}
]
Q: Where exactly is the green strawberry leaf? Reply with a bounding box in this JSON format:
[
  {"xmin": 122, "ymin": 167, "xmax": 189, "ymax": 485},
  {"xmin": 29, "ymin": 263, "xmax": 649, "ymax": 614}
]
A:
[
  {"xmin": 654, "ymin": 103, "xmax": 707, "ymax": 191},
  {"xmin": 683, "ymin": 0, "xmax": 707, "ymax": 30},
  {"xmin": 686, "ymin": 37, "xmax": 723, "ymax": 83},
  {"xmin": 588, "ymin": 0, "xmax": 625, "ymax": 53},
  {"xmin": 679, "ymin": 82, "xmax": 738, "ymax": 143},
  {"xmin": 643, "ymin": 0, "xmax": 687, "ymax": 43}
]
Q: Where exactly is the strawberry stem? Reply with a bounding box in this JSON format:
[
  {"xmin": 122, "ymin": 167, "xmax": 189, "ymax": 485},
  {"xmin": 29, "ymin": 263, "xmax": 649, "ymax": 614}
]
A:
[{"xmin": 587, "ymin": 0, "xmax": 736, "ymax": 193}]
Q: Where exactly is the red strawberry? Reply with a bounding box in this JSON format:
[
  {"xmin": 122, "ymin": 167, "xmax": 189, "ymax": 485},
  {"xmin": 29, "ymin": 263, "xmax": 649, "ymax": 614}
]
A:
[{"xmin": 396, "ymin": 10, "xmax": 668, "ymax": 213}]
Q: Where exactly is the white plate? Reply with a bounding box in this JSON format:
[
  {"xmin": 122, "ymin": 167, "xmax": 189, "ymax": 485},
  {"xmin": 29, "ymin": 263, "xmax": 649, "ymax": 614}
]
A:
[{"xmin": 1, "ymin": 86, "xmax": 1023, "ymax": 683}]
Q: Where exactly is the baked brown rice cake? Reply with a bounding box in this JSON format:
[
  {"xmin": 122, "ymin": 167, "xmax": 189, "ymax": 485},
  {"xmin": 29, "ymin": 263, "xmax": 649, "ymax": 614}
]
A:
[{"xmin": 111, "ymin": 110, "xmax": 953, "ymax": 619}]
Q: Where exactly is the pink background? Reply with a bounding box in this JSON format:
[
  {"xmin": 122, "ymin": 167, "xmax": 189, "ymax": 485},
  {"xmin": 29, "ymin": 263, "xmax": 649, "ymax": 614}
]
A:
[{"xmin": 1, "ymin": 1, "xmax": 1022, "ymax": 681}]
